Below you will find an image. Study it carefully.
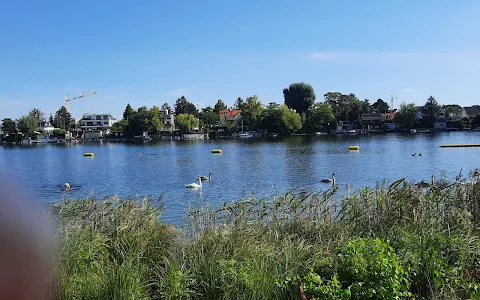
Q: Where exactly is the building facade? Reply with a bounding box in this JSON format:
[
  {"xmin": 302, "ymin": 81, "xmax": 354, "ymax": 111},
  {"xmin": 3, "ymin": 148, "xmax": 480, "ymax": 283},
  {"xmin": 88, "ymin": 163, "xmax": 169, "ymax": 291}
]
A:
[{"xmin": 81, "ymin": 113, "xmax": 116, "ymax": 138}]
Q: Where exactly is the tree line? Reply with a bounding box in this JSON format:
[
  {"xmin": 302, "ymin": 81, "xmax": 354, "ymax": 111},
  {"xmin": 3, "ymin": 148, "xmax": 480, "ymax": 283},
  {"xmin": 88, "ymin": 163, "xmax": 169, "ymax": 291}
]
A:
[
  {"xmin": 4, "ymin": 82, "xmax": 474, "ymax": 138},
  {"xmin": 1, "ymin": 106, "xmax": 73, "ymax": 140}
]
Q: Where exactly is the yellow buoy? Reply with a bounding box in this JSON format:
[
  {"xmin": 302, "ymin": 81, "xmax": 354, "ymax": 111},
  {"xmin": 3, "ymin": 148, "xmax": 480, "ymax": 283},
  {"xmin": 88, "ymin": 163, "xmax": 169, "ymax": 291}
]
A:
[
  {"xmin": 211, "ymin": 149, "xmax": 222, "ymax": 154},
  {"xmin": 348, "ymin": 146, "xmax": 360, "ymax": 151},
  {"xmin": 84, "ymin": 152, "xmax": 95, "ymax": 157}
]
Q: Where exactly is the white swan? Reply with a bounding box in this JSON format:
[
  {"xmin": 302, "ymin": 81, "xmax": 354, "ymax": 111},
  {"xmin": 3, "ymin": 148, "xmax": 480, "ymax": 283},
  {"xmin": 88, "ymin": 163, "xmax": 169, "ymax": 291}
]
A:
[
  {"xmin": 320, "ymin": 173, "xmax": 336, "ymax": 185},
  {"xmin": 197, "ymin": 172, "xmax": 214, "ymax": 181},
  {"xmin": 185, "ymin": 176, "xmax": 203, "ymax": 189}
]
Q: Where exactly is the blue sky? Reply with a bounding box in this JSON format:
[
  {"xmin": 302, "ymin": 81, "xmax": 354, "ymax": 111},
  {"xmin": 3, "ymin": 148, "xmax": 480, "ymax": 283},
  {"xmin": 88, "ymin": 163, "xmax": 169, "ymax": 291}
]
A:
[{"xmin": 1, "ymin": 0, "xmax": 479, "ymax": 119}]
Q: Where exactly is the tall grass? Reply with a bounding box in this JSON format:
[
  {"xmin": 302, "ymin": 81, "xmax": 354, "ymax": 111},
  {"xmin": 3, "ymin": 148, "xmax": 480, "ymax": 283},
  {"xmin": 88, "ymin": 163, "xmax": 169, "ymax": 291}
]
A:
[{"xmin": 50, "ymin": 176, "xmax": 480, "ymax": 299}]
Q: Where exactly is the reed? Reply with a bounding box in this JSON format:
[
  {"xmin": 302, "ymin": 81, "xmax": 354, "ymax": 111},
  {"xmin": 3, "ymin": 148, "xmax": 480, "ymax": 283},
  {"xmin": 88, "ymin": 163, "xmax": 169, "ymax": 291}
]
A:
[{"xmin": 51, "ymin": 175, "xmax": 480, "ymax": 299}]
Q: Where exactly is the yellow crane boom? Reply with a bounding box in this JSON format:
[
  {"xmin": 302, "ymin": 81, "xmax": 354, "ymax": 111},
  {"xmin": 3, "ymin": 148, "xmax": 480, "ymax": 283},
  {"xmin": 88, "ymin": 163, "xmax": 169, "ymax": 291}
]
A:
[{"xmin": 64, "ymin": 91, "xmax": 97, "ymax": 113}]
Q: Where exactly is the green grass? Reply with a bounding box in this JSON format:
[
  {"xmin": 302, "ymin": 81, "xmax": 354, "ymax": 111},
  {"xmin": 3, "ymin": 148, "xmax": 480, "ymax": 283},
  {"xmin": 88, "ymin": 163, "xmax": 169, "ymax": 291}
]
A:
[{"xmin": 50, "ymin": 176, "xmax": 480, "ymax": 299}]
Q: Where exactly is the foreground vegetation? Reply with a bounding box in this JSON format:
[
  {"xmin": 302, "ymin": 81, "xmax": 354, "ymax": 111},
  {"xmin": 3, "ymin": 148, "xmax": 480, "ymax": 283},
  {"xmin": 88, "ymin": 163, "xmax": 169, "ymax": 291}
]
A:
[{"xmin": 50, "ymin": 175, "xmax": 480, "ymax": 299}]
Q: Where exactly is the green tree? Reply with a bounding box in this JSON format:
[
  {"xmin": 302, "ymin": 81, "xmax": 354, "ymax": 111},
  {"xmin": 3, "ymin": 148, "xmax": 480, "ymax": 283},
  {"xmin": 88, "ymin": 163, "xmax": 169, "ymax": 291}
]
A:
[
  {"xmin": 18, "ymin": 115, "xmax": 38, "ymax": 137},
  {"xmin": 148, "ymin": 106, "xmax": 163, "ymax": 135},
  {"xmin": 237, "ymin": 95, "xmax": 264, "ymax": 130},
  {"xmin": 128, "ymin": 106, "xmax": 149, "ymax": 136},
  {"xmin": 304, "ymin": 102, "xmax": 336, "ymax": 133},
  {"xmin": 422, "ymin": 96, "xmax": 440, "ymax": 128},
  {"xmin": 345, "ymin": 93, "xmax": 362, "ymax": 122},
  {"xmin": 48, "ymin": 114, "xmax": 54, "ymax": 126},
  {"xmin": 54, "ymin": 106, "xmax": 72, "ymax": 130},
  {"xmin": 123, "ymin": 103, "xmax": 135, "ymax": 121},
  {"xmin": 234, "ymin": 97, "xmax": 244, "ymax": 109},
  {"xmin": 200, "ymin": 106, "xmax": 218, "ymax": 125},
  {"xmin": 174, "ymin": 96, "xmax": 198, "ymax": 116},
  {"xmin": 362, "ymin": 99, "xmax": 372, "ymax": 114},
  {"xmin": 394, "ymin": 102, "xmax": 416, "ymax": 130},
  {"xmin": 260, "ymin": 104, "xmax": 302, "ymax": 135},
  {"xmin": 176, "ymin": 113, "xmax": 199, "ymax": 134},
  {"xmin": 213, "ymin": 99, "xmax": 227, "ymax": 114},
  {"xmin": 283, "ymin": 82, "xmax": 316, "ymax": 115},
  {"xmin": 1, "ymin": 118, "xmax": 17, "ymax": 135},
  {"xmin": 110, "ymin": 119, "xmax": 128, "ymax": 132},
  {"xmin": 472, "ymin": 115, "xmax": 480, "ymax": 128},
  {"xmin": 371, "ymin": 99, "xmax": 390, "ymax": 113},
  {"xmin": 29, "ymin": 108, "xmax": 44, "ymax": 122},
  {"xmin": 324, "ymin": 92, "xmax": 363, "ymax": 122}
]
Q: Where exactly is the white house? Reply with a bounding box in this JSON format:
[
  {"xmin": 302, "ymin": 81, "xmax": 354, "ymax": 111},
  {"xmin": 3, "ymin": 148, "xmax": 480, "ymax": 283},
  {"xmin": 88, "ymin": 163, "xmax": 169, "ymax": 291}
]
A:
[
  {"xmin": 81, "ymin": 113, "xmax": 116, "ymax": 138},
  {"xmin": 161, "ymin": 108, "xmax": 175, "ymax": 131}
]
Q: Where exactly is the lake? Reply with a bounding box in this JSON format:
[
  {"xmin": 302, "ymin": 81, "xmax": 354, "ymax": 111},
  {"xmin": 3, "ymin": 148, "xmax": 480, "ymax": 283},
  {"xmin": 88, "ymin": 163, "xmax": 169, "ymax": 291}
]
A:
[{"xmin": 2, "ymin": 132, "xmax": 480, "ymax": 222}]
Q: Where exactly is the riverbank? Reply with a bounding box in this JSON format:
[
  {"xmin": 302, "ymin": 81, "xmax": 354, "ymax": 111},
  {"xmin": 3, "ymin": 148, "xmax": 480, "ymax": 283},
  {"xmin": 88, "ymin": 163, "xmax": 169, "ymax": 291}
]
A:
[{"xmin": 51, "ymin": 178, "xmax": 480, "ymax": 299}]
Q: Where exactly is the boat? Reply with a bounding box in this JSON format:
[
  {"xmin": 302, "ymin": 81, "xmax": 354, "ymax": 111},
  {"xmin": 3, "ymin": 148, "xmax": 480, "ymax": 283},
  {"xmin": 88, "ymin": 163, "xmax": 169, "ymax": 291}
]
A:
[
  {"xmin": 410, "ymin": 129, "xmax": 417, "ymax": 133},
  {"xmin": 268, "ymin": 133, "xmax": 278, "ymax": 137},
  {"xmin": 316, "ymin": 132, "xmax": 328, "ymax": 136},
  {"xmin": 346, "ymin": 130, "xmax": 357, "ymax": 134},
  {"xmin": 238, "ymin": 133, "xmax": 253, "ymax": 138}
]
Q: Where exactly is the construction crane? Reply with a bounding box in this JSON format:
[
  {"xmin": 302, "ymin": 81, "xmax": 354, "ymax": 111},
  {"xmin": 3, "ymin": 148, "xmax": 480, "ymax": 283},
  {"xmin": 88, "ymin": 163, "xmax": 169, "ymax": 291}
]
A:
[{"xmin": 64, "ymin": 91, "xmax": 97, "ymax": 113}]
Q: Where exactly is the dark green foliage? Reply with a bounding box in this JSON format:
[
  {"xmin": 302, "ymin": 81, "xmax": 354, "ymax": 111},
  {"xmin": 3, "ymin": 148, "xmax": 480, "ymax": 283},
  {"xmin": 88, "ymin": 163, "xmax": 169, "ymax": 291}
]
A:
[
  {"xmin": 174, "ymin": 96, "xmax": 198, "ymax": 116},
  {"xmin": 372, "ymin": 99, "xmax": 390, "ymax": 113},
  {"xmin": 304, "ymin": 102, "xmax": 336, "ymax": 133},
  {"xmin": 213, "ymin": 99, "xmax": 227, "ymax": 114},
  {"xmin": 18, "ymin": 114, "xmax": 39, "ymax": 136},
  {"xmin": 236, "ymin": 95, "xmax": 264, "ymax": 130},
  {"xmin": 123, "ymin": 103, "xmax": 135, "ymax": 120},
  {"xmin": 54, "ymin": 106, "xmax": 72, "ymax": 130},
  {"xmin": 283, "ymin": 82, "xmax": 316, "ymax": 114},
  {"xmin": 29, "ymin": 108, "xmax": 45, "ymax": 122},
  {"xmin": 324, "ymin": 92, "xmax": 363, "ymax": 122},
  {"xmin": 394, "ymin": 102, "xmax": 417, "ymax": 130},
  {"xmin": 422, "ymin": 96, "xmax": 440, "ymax": 128},
  {"xmin": 1, "ymin": 118, "xmax": 17, "ymax": 134},
  {"xmin": 260, "ymin": 103, "xmax": 302, "ymax": 135}
]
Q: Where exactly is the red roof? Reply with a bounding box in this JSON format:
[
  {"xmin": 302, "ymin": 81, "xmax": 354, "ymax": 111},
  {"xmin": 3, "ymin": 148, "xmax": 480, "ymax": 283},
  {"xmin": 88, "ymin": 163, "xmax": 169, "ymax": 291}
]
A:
[{"xmin": 219, "ymin": 109, "xmax": 242, "ymax": 120}]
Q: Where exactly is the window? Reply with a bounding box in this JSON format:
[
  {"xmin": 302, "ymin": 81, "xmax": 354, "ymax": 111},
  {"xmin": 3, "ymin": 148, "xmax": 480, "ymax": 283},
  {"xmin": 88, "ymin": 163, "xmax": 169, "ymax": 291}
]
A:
[
  {"xmin": 86, "ymin": 122, "xmax": 93, "ymax": 126},
  {"xmin": 96, "ymin": 122, "xmax": 102, "ymax": 125},
  {"xmin": 96, "ymin": 116, "xmax": 102, "ymax": 120},
  {"xmin": 103, "ymin": 121, "xmax": 108, "ymax": 125},
  {"xmin": 103, "ymin": 115, "xmax": 109, "ymax": 120}
]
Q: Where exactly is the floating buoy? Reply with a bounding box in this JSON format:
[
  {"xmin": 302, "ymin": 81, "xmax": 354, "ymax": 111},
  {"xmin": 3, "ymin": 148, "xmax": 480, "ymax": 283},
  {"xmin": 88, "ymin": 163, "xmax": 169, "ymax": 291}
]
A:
[
  {"xmin": 348, "ymin": 146, "xmax": 360, "ymax": 151},
  {"xmin": 84, "ymin": 152, "xmax": 95, "ymax": 157},
  {"xmin": 211, "ymin": 149, "xmax": 222, "ymax": 154}
]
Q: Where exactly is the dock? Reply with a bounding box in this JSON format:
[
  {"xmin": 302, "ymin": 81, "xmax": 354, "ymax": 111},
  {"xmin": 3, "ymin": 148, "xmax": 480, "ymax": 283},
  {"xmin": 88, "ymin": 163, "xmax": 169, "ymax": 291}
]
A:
[{"xmin": 439, "ymin": 144, "xmax": 480, "ymax": 148}]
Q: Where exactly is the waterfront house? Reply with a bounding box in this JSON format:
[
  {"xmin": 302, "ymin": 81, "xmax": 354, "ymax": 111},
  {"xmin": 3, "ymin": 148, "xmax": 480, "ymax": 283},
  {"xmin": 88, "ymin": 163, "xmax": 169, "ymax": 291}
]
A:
[
  {"xmin": 464, "ymin": 106, "xmax": 480, "ymax": 119},
  {"xmin": 39, "ymin": 121, "xmax": 55, "ymax": 133},
  {"xmin": 81, "ymin": 113, "xmax": 117, "ymax": 139},
  {"xmin": 440, "ymin": 105, "xmax": 468, "ymax": 121},
  {"xmin": 434, "ymin": 116, "xmax": 448, "ymax": 130},
  {"xmin": 161, "ymin": 107, "xmax": 175, "ymax": 132},
  {"xmin": 414, "ymin": 106, "xmax": 425, "ymax": 120},
  {"xmin": 219, "ymin": 109, "xmax": 246, "ymax": 132},
  {"xmin": 336, "ymin": 121, "xmax": 355, "ymax": 133}
]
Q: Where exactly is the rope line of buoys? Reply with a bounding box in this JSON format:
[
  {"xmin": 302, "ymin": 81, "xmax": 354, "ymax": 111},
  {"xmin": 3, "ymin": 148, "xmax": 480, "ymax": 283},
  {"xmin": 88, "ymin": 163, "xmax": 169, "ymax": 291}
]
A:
[
  {"xmin": 84, "ymin": 152, "xmax": 94, "ymax": 157},
  {"xmin": 348, "ymin": 146, "xmax": 360, "ymax": 151},
  {"xmin": 211, "ymin": 149, "xmax": 222, "ymax": 154}
]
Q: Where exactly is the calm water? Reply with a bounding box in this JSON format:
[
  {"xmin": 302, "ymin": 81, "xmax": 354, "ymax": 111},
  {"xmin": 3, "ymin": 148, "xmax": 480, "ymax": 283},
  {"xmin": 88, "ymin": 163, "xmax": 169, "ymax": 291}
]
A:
[{"xmin": 2, "ymin": 132, "xmax": 480, "ymax": 221}]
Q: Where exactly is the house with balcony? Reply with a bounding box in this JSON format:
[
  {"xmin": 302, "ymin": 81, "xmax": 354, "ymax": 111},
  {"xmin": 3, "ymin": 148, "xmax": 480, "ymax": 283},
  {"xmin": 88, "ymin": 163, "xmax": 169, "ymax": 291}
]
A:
[{"xmin": 81, "ymin": 113, "xmax": 116, "ymax": 139}]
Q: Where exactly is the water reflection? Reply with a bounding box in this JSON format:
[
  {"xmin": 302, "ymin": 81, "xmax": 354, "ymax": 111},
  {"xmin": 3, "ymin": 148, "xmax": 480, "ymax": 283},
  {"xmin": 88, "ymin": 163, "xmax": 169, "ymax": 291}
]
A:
[{"xmin": 2, "ymin": 132, "xmax": 480, "ymax": 221}]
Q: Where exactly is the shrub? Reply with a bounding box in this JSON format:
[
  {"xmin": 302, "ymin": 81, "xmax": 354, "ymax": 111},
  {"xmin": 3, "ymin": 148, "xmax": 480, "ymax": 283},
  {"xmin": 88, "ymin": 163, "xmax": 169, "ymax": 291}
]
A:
[{"xmin": 301, "ymin": 238, "xmax": 412, "ymax": 300}]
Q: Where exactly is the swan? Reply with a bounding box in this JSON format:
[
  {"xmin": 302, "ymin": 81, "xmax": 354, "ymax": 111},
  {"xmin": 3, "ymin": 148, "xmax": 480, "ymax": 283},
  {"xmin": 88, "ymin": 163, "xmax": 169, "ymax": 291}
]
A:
[
  {"xmin": 320, "ymin": 173, "xmax": 336, "ymax": 184},
  {"xmin": 197, "ymin": 172, "xmax": 214, "ymax": 181},
  {"xmin": 185, "ymin": 176, "xmax": 203, "ymax": 189}
]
